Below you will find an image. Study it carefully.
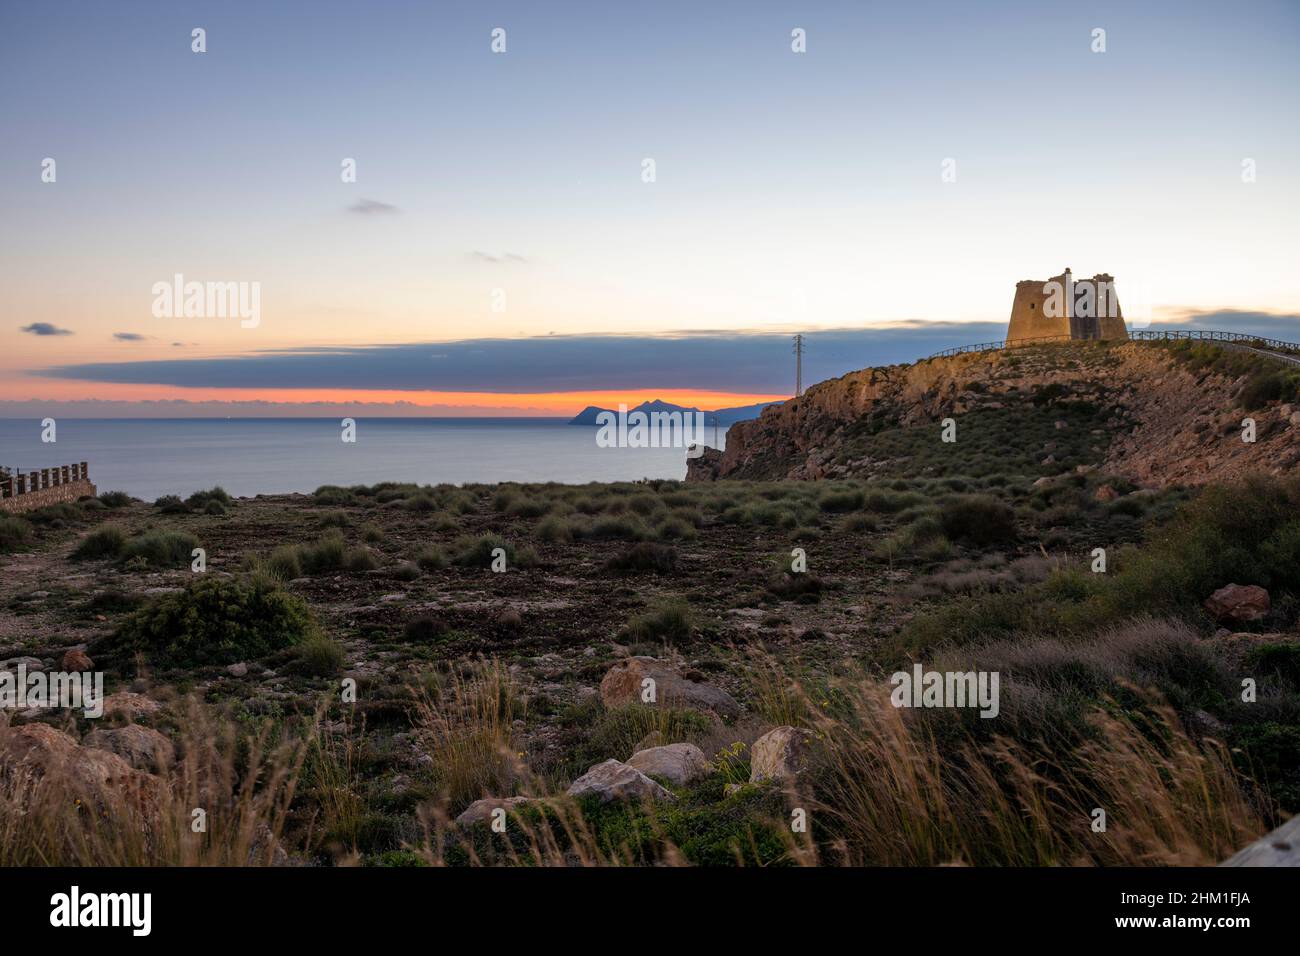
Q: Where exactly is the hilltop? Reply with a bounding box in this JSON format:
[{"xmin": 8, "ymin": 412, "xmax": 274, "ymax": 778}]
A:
[
  {"xmin": 689, "ymin": 339, "xmax": 1300, "ymax": 487},
  {"xmin": 569, "ymin": 398, "xmax": 779, "ymax": 426}
]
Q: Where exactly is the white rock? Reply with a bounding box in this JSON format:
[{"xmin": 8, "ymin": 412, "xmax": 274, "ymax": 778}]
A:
[
  {"xmin": 750, "ymin": 726, "xmax": 817, "ymax": 784},
  {"xmin": 455, "ymin": 796, "xmax": 535, "ymax": 826},
  {"xmin": 627, "ymin": 743, "xmax": 710, "ymax": 786},
  {"xmin": 566, "ymin": 759, "xmax": 675, "ymax": 803}
]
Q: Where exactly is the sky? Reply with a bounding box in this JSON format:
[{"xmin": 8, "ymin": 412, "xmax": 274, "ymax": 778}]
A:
[{"xmin": 2, "ymin": 0, "xmax": 1298, "ymax": 416}]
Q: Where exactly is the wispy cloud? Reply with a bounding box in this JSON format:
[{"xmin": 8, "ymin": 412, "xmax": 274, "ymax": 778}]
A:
[
  {"xmin": 21, "ymin": 322, "xmax": 73, "ymax": 336},
  {"xmin": 113, "ymin": 332, "xmax": 146, "ymax": 341},
  {"xmin": 470, "ymin": 251, "xmax": 528, "ymax": 264},
  {"xmin": 346, "ymin": 198, "xmax": 400, "ymax": 216}
]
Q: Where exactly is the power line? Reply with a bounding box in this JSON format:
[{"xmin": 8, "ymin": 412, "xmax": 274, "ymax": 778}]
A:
[{"xmin": 792, "ymin": 334, "xmax": 805, "ymax": 397}]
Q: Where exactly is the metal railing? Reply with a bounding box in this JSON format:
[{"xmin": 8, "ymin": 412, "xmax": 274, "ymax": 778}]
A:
[
  {"xmin": 928, "ymin": 334, "xmax": 1074, "ymax": 358},
  {"xmin": 928, "ymin": 329, "xmax": 1300, "ymax": 360},
  {"xmin": 1130, "ymin": 329, "xmax": 1300, "ymax": 353}
]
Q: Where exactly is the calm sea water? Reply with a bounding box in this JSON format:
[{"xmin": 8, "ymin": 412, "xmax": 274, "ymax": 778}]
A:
[{"xmin": 0, "ymin": 418, "xmax": 731, "ymax": 501}]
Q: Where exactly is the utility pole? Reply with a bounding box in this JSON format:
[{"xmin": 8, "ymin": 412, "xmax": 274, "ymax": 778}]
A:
[{"xmin": 792, "ymin": 334, "xmax": 805, "ymax": 397}]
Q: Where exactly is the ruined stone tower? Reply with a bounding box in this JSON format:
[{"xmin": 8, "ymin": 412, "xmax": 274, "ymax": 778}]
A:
[{"xmin": 1006, "ymin": 268, "xmax": 1129, "ymax": 345}]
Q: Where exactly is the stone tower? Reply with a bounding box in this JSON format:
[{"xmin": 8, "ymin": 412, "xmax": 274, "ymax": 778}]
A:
[{"xmin": 1006, "ymin": 268, "xmax": 1129, "ymax": 345}]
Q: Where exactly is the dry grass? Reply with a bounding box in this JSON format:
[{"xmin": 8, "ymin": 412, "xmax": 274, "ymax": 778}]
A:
[
  {"xmin": 803, "ymin": 677, "xmax": 1267, "ymax": 865},
  {"xmin": 411, "ymin": 660, "xmax": 523, "ymax": 813},
  {"xmin": 0, "ymin": 652, "xmax": 1271, "ymax": 868},
  {"xmin": 0, "ymin": 700, "xmax": 314, "ymax": 866}
]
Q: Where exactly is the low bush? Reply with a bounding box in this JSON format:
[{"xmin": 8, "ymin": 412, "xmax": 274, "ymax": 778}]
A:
[
  {"xmin": 122, "ymin": 530, "xmax": 200, "ymax": 568},
  {"xmin": 72, "ymin": 525, "xmax": 128, "ymax": 560},
  {"xmin": 0, "ymin": 515, "xmax": 33, "ymax": 553},
  {"xmin": 939, "ymin": 495, "xmax": 1018, "ymax": 547},
  {"xmin": 603, "ymin": 542, "xmax": 679, "ymax": 574},
  {"xmin": 113, "ymin": 574, "xmax": 318, "ymax": 667},
  {"xmin": 621, "ymin": 601, "xmax": 693, "ymax": 644}
]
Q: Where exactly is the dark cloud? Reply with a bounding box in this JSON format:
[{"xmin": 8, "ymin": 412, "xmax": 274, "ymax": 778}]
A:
[
  {"xmin": 347, "ymin": 198, "xmax": 400, "ymax": 215},
  {"xmin": 31, "ymin": 312, "xmax": 1300, "ymax": 396},
  {"xmin": 113, "ymin": 332, "xmax": 146, "ymax": 341},
  {"xmin": 21, "ymin": 322, "xmax": 72, "ymax": 336}
]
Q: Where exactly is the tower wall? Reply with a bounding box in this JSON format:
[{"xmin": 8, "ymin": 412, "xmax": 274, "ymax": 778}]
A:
[
  {"xmin": 1006, "ymin": 277, "xmax": 1070, "ymax": 344},
  {"xmin": 1006, "ymin": 270, "xmax": 1129, "ymax": 344},
  {"xmin": 1092, "ymin": 273, "xmax": 1129, "ymax": 340}
]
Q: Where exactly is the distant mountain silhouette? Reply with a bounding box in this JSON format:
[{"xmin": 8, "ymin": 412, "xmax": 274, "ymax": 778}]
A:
[{"xmin": 568, "ymin": 398, "xmax": 779, "ymax": 426}]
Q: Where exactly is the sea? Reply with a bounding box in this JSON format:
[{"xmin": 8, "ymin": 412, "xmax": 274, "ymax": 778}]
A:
[{"xmin": 0, "ymin": 418, "xmax": 731, "ymax": 501}]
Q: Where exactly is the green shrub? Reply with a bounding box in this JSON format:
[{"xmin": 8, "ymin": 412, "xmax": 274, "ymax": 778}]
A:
[
  {"xmin": 583, "ymin": 515, "xmax": 647, "ymax": 541},
  {"xmin": 622, "ymin": 601, "xmax": 693, "ymax": 644},
  {"xmin": 295, "ymin": 634, "xmax": 346, "ymax": 677},
  {"xmin": 154, "ymin": 495, "xmax": 188, "ymax": 514},
  {"xmin": 113, "ymin": 574, "xmax": 318, "ymax": 667},
  {"xmin": 98, "ymin": 490, "xmax": 133, "ymax": 508},
  {"xmin": 122, "ymin": 530, "xmax": 200, "ymax": 568},
  {"xmin": 72, "ymin": 525, "xmax": 128, "ymax": 560},
  {"xmin": 604, "ymin": 542, "xmax": 678, "ymax": 574},
  {"xmin": 0, "ymin": 515, "xmax": 33, "ymax": 553},
  {"xmin": 28, "ymin": 502, "xmax": 82, "ymax": 526},
  {"xmin": 344, "ymin": 547, "xmax": 379, "ymax": 572},
  {"xmin": 403, "ymin": 615, "xmax": 450, "ymax": 643},
  {"xmin": 416, "ymin": 545, "xmax": 449, "ymax": 571},
  {"xmin": 451, "ymin": 534, "xmax": 513, "ymax": 568},
  {"xmin": 187, "ymin": 486, "xmax": 232, "ymax": 509},
  {"xmin": 939, "ymin": 495, "xmax": 1018, "ymax": 547},
  {"xmin": 536, "ymin": 515, "xmax": 573, "ymax": 543},
  {"xmin": 300, "ymin": 530, "xmax": 348, "ymax": 573},
  {"xmin": 265, "ymin": 545, "xmax": 303, "ymax": 581},
  {"xmin": 314, "ymin": 485, "xmax": 355, "ymax": 506},
  {"xmin": 819, "ymin": 489, "xmax": 864, "ymax": 513},
  {"xmin": 1239, "ymin": 368, "xmax": 1300, "ymax": 411}
]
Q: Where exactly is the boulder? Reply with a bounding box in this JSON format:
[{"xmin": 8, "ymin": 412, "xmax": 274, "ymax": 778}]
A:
[
  {"xmin": 1093, "ymin": 484, "xmax": 1120, "ymax": 503},
  {"xmin": 566, "ymin": 759, "xmax": 674, "ymax": 803},
  {"xmin": 750, "ymin": 726, "xmax": 816, "ymax": 784},
  {"xmin": 1204, "ymin": 584, "xmax": 1271, "ymax": 624},
  {"xmin": 599, "ymin": 657, "xmax": 740, "ymax": 718},
  {"xmin": 103, "ymin": 692, "xmax": 161, "ymax": 719},
  {"xmin": 84, "ymin": 724, "xmax": 175, "ymax": 773},
  {"xmin": 226, "ymin": 662, "xmax": 249, "ymax": 678},
  {"xmin": 62, "ymin": 648, "xmax": 94, "ymax": 672},
  {"xmin": 0, "ymin": 723, "xmax": 160, "ymax": 814},
  {"xmin": 455, "ymin": 795, "xmax": 535, "ymax": 826},
  {"xmin": 627, "ymin": 742, "xmax": 710, "ymax": 786}
]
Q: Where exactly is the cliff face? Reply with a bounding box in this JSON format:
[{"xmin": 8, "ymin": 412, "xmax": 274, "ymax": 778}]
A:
[{"xmin": 688, "ymin": 341, "xmax": 1300, "ymax": 487}]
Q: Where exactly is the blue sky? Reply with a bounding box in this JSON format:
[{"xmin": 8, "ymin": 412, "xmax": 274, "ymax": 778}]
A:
[{"xmin": 2, "ymin": 0, "xmax": 1297, "ymax": 413}]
